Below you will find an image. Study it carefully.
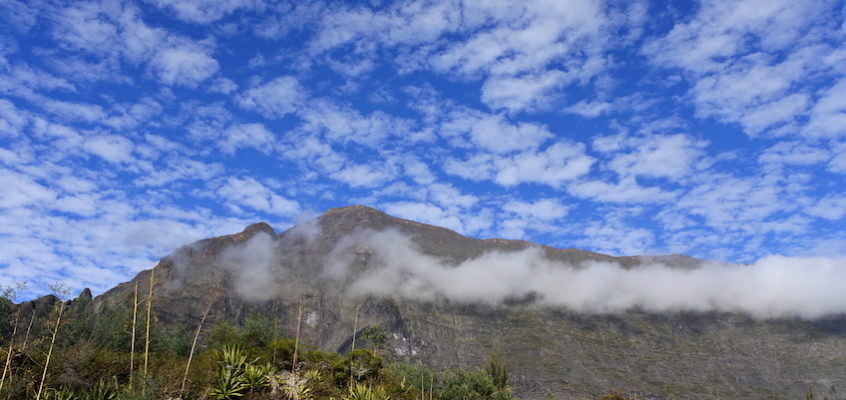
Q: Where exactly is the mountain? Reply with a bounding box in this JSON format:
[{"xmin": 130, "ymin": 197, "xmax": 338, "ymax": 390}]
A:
[{"xmin": 8, "ymin": 205, "xmax": 846, "ymax": 399}]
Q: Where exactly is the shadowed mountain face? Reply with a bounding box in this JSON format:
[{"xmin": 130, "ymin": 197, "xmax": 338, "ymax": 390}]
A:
[{"xmin": 13, "ymin": 206, "xmax": 846, "ymax": 399}]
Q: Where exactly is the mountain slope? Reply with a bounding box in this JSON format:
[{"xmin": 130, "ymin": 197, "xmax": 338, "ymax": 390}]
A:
[{"xmin": 11, "ymin": 205, "xmax": 846, "ymax": 399}]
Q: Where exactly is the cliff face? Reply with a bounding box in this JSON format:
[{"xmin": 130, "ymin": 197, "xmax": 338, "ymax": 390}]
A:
[{"xmin": 12, "ymin": 205, "xmax": 846, "ymax": 399}]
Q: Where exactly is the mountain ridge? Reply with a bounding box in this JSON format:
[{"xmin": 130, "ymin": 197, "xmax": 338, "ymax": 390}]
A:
[{"xmin": 6, "ymin": 205, "xmax": 846, "ymax": 399}]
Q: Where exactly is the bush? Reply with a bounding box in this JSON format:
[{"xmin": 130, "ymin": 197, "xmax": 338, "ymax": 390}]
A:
[{"xmin": 332, "ymin": 349, "xmax": 382, "ymax": 385}]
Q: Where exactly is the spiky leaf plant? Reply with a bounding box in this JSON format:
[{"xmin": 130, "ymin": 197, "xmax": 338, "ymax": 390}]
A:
[
  {"xmin": 219, "ymin": 346, "xmax": 249, "ymax": 374},
  {"xmin": 270, "ymin": 371, "xmax": 313, "ymax": 400},
  {"xmin": 343, "ymin": 383, "xmax": 390, "ymax": 400},
  {"xmin": 82, "ymin": 379, "xmax": 118, "ymax": 400},
  {"xmin": 210, "ymin": 368, "xmax": 248, "ymax": 400},
  {"xmin": 242, "ymin": 363, "xmax": 272, "ymax": 392},
  {"xmin": 42, "ymin": 387, "xmax": 77, "ymax": 400}
]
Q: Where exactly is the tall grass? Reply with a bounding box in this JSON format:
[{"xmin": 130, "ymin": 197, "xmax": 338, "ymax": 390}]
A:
[
  {"xmin": 0, "ymin": 310, "xmax": 19, "ymax": 391},
  {"xmin": 36, "ymin": 301, "xmax": 65, "ymax": 400},
  {"xmin": 180, "ymin": 294, "xmax": 218, "ymax": 397},
  {"xmin": 292, "ymin": 301, "xmax": 303, "ymax": 372},
  {"xmin": 142, "ymin": 268, "xmax": 155, "ymax": 396},
  {"xmin": 129, "ymin": 281, "xmax": 138, "ymax": 391}
]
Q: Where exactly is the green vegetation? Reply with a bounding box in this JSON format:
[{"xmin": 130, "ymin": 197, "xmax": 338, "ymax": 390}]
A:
[{"xmin": 0, "ymin": 293, "xmax": 516, "ymax": 400}]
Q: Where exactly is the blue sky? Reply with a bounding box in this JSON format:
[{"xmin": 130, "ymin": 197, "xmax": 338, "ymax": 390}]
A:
[{"xmin": 1, "ymin": 0, "xmax": 845, "ymax": 300}]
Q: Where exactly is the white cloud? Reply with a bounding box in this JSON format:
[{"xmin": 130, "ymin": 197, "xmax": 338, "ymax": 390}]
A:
[
  {"xmin": 829, "ymin": 143, "xmax": 846, "ymax": 173},
  {"xmin": 0, "ymin": 169, "xmax": 56, "ymax": 208},
  {"xmin": 758, "ymin": 141, "xmax": 830, "ymax": 166},
  {"xmin": 0, "ymin": 99, "xmax": 27, "ymax": 137},
  {"xmin": 580, "ymin": 222, "xmax": 655, "ymax": 256},
  {"xmin": 644, "ymin": 0, "xmax": 839, "ymax": 137},
  {"xmin": 53, "ymin": 193, "xmax": 100, "ymax": 217},
  {"xmin": 401, "ymin": 157, "xmax": 435, "ymax": 185},
  {"xmin": 309, "ymin": 0, "xmax": 611, "ymax": 112},
  {"xmin": 569, "ymin": 177, "xmax": 677, "ymax": 204},
  {"xmin": 383, "ymin": 202, "xmax": 465, "ymax": 233},
  {"xmin": 445, "ymin": 142, "xmax": 595, "ymax": 187},
  {"xmin": 152, "ymin": 47, "xmax": 219, "ymax": 87},
  {"xmin": 208, "ymin": 77, "xmax": 238, "ymax": 94},
  {"xmin": 564, "ymin": 99, "xmax": 612, "ymax": 117},
  {"xmin": 237, "ymin": 76, "xmax": 304, "ymax": 119},
  {"xmin": 480, "ymin": 70, "xmax": 568, "ymax": 113},
  {"xmin": 469, "ymin": 114, "xmax": 553, "ymax": 153},
  {"xmin": 644, "ymin": 0, "xmax": 823, "ymax": 74},
  {"xmin": 334, "ymin": 164, "xmax": 394, "ymax": 188},
  {"xmin": 221, "ymin": 123, "xmax": 276, "ymax": 154},
  {"xmin": 217, "ymin": 176, "xmax": 299, "ymax": 216},
  {"xmin": 146, "ymin": 0, "xmax": 261, "ymax": 24},
  {"xmin": 427, "ymin": 183, "xmax": 478, "ymax": 210},
  {"xmin": 805, "ymin": 79, "xmax": 846, "ymax": 138},
  {"xmin": 503, "ymin": 198, "xmax": 568, "ymax": 221},
  {"xmin": 53, "ymin": 2, "xmax": 121, "ymax": 54},
  {"xmin": 84, "ymin": 135, "xmax": 135, "ymax": 163},
  {"xmin": 298, "ymin": 100, "xmax": 413, "ymax": 147},
  {"xmin": 606, "ymin": 134, "xmax": 706, "ymax": 179},
  {"xmin": 279, "ymin": 135, "xmax": 347, "ymax": 174},
  {"xmin": 806, "ymin": 195, "xmax": 846, "ymax": 220},
  {"xmin": 437, "ymin": 110, "xmax": 554, "ymax": 153},
  {"xmin": 443, "ymin": 154, "xmax": 495, "ymax": 182},
  {"xmin": 42, "ymin": 99, "xmax": 106, "ymax": 122},
  {"xmin": 687, "ymin": 54, "xmax": 810, "ymax": 135},
  {"xmin": 494, "ymin": 144, "xmax": 594, "ymax": 186},
  {"xmin": 673, "ymin": 172, "xmax": 807, "ymax": 235}
]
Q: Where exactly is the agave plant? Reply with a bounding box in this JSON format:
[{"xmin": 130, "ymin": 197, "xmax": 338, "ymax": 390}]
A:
[
  {"xmin": 219, "ymin": 346, "xmax": 249, "ymax": 374},
  {"xmin": 242, "ymin": 363, "xmax": 273, "ymax": 392},
  {"xmin": 270, "ymin": 371, "xmax": 313, "ymax": 400},
  {"xmin": 82, "ymin": 380, "xmax": 118, "ymax": 400},
  {"xmin": 343, "ymin": 383, "xmax": 390, "ymax": 400},
  {"xmin": 210, "ymin": 368, "xmax": 248, "ymax": 400},
  {"xmin": 43, "ymin": 387, "xmax": 77, "ymax": 400}
]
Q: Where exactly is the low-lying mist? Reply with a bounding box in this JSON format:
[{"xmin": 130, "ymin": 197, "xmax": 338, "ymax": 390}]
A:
[{"xmin": 192, "ymin": 226, "xmax": 846, "ymax": 320}]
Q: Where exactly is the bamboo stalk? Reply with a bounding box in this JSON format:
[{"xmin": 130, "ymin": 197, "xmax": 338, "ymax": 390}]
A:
[
  {"xmin": 349, "ymin": 304, "xmax": 359, "ymax": 389},
  {"xmin": 36, "ymin": 301, "xmax": 64, "ymax": 400},
  {"xmin": 0, "ymin": 310, "xmax": 20, "ymax": 392},
  {"xmin": 142, "ymin": 268, "xmax": 155, "ymax": 395},
  {"xmin": 20, "ymin": 306, "xmax": 37, "ymax": 353},
  {"xmin": 351, "ymin": 305, "xmax": 358, "ymax": 352},
  {"xmin": 179, "ymin": 295, "xmax": 217, "ymax": 397},
  {"xmin": 430, "ymin": 373, "xmax": 434, "ymax": 400},
  {"xmin": 272, "ymin": 301, "xmax": 279, "ymax": 342},
  {"xmin": 291, "ymin": 301, "xmax": 303, "ymax": 372},
  {"xmin": 129, "ymin": 281, "xmax": 139, "ymax": 391}
]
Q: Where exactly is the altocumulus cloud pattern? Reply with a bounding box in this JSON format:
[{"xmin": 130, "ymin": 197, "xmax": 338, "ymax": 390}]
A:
[{"xmin": 0, "ymin": 0, "xmax": 845, "ymax": 299}]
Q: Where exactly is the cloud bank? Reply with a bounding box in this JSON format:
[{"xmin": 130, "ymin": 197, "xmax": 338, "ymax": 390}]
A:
[{"xmin": 216, "ymin": 228, "xmax": 846, "ymax": 320}]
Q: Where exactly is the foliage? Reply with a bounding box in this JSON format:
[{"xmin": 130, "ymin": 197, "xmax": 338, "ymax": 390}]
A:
[
  {"xmin": 438, "ymin": 369, "xmax": 512, "ymax": 400},
  {"xmin": 240, "ymin": 313, "xmax": 273, "ymax": 349},
  {"xmin": 42, "ymin": 387, "xmax": 76, "ymax": 400},
  {"xmin": 271, "ymin": 371, "xmax": 313, "ymax": 400},
  {"xmin": 485, "ymin": 355, "xmax": 509, "ymax": 392},
  {"xmin": 209, "ymin": 320, "xmax": 240, "ymax": 349},
  {"xmin": 210, "ymin": 367, "xmax": 248, "ymax": 400},
  {"xmin": 343, "ymin": 383, "xmax": 390, "ymax": 400},
  {"xmin": 0, "ymin": 299, "xmax": 526, "ymax": 400},
  {"xmin": 359, "ymin": 326, "xmax": 387, "ymax": 350},
  {"xmin": 242, "ymin": 363, "xmax": 271, "ymax": 392},
  {"xmin": 333, "ymin": 349, "xmax": 382, "ymax": 384},
  {"xmin": 81, "ymin": 379, "xmax": 118, "ymax": 400},
  {"xmin": 382, "ymin": 363, "xmax": 434, "ymax": 400}
]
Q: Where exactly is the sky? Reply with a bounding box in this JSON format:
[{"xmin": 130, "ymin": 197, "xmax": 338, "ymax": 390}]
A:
[{"xmin": 0, "ymin": 0, "xmax": 845, "ymax": 301}]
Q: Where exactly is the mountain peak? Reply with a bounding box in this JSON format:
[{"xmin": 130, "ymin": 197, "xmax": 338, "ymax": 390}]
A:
[
  {"xmin": 241, "ymin": 221, "xmax": 275, "ymax": 236},
  {"xmin": 321, "ymin": 205, "xmax": 388, "ymax": 218}
]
